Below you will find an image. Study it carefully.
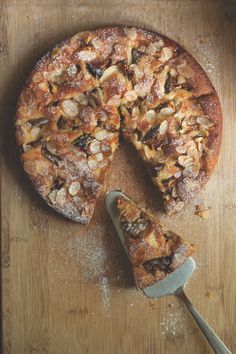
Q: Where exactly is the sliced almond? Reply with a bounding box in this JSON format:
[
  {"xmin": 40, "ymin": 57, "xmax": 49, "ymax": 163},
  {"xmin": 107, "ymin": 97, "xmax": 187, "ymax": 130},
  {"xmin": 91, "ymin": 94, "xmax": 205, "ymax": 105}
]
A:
[
  {"xmin": 75, "ymin": 93, "xmax": 88, "ymax": 106},
  {"xmin": 22, "ymin": 144, "xmax": 32, "ymax": 152},
  {"xmin": 38, "ymin": 82, "xmax": 48, "ymax": 91},
  {"xmin": 88, "ymin": 157, "xmax": 97, "ymax": 170},
  {"xmin": 124, "ymin": 90, "xmax": 138, "ymax": 102},
  {"xmin": 159, "ymin": 47, "xmax": 173, "ymax": 62},
  {"xmin": 160, "ymin": 107, "xmax": 175, "ymax": 116},
  {"xmin": 32, "ymin": 72, "xmax": 43, "ymax": 83},
  {"xmin": 124, "ymin": 27, "xmax": 137, "ymax": 40},
  {"xmin": 174, "ymin": 171, "xmax": 182, "ymax": 179},
  {"xmin": 177, "ymin": 75, "xmax": 186, "ymax": 85},
  {"xmin": 145, "ymin": 110, "xmax": 156, "ymax": 121},
  {"xmin": 170, "ymin": 68, "xmax": 177, "ymax": 77},
  {"xmin": 107, "ymin": 95, "xmax": 121, "ymax": 106},
  {"xmin": 177, "ymin": 62, "xmax": 195, "ymax": 79},
  {"xmin": 143, "ymin": 145, "xmax": 157, "ymax": 160},
  {"xmin": 23, "ymin": 160, "xmax": 49, "ymax": 176},
  {"xmin": 75, "ymin": 50, "xmax": 97, "ymax": 61},
  {"xmin": 55, "ymin": 188, "xmax": 66, "ymax": 205},
  {"xmin": 48, "ymin": 190, "xmax": 57, "ymax": 205},
  {"xmin": 155, "ymin": 39, "xmax": 164, "ymax": 51},
  {"xmin": 159, "ymin": 120, "xmax": 168, "ymax": 135},
  {"xmin": 62, "ymin": 100, "xmax": 79, "ymax": 117},
  {"xmin": 100, "ymin": 66, "xmax": 118, "ymax": 84},
  {"xmin": 30, "ymin": 127, "xmax": 41, "ymax": 141},
  {"xmin": 68, "ymin": 181, "xmax": 81, "ymax": 196},
  {"xmin": 23, "ymin": 160, "xmax": 38, "ymax": 176},
  {"xmin": 146, "ymin": 41, "xmax": 164, "ymax": 55},
  {"xmin": 172, "ymin": 187, "xmax": 177, "ymax": 198},
  {"xmin": 197, "ymin": 116, "xmax": 214, "ymax": 128},
  {"xmin": 89, "ymin": 140, "xmax": 101, "ymax": 154},
  {"xmin": 178, "ymin": 155, "xmax": 194, "ymax": 168},
  {"xmin": 95, "ymin": 130, "xmax": 114, "ymax": 141},
  {"xmin": 132, "ymin": 106, "xmax": 140, "ymax": 119},
  {"xmin": 187, "ymin": 143, "xmax": 199, "ymax": 160},
  {"xmin": 87, "ymin": 153, "xmax": 104, "ymax": 170},
  {"xmin": 175, "ymin": 145, "xmax": 187, "ymax": 154}
]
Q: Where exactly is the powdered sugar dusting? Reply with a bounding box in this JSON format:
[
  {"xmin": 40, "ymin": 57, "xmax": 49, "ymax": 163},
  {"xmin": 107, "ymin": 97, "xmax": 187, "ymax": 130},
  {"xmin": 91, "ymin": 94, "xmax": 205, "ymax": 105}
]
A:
[
  {"xmin": 160, "ymin": 302, "xmax": 194, "ymax": 337},
  {"xmin": 67, "ymin": 228, "xmax": 107, "ymax": 280},
  {"xmin": 99, "ymin": 276, "xmax": 111, "ymax": 311}
]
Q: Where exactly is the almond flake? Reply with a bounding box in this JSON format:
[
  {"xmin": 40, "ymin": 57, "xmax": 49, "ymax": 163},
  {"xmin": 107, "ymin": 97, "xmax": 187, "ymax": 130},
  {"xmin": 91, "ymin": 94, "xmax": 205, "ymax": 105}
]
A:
[
  {"xmin": 100, "ymin": 66, "xmax": 118, "ymax": 83},
  {"xmin": 175, "ymin": 145, "xmax": 186, "ymax": 154},
  {"xmin": 177, "ymin": 75, "xmax": 186, "ymax": 84},
  {"xmin": 159, "ymin": 120, "xmax": 168, "ymax": 135},
  {"xmin": 30, "ymin": 127, "xmax": 41, "ymax": 141},
  {"xmin": 177, "ymin": 62, "xmax": 195, "ymax": 79},
  {"xmin": 145, "ymin": 110, "xmax": 156, "ymax": 121},
  {"xmin": 146, "ymin": 40, "xmax": 164, "ymax": 54},
  {"xmin": 155, "ymin": 39, "xmax": 164, "ymax": 51},
  {"xmin": 68, "ymin": 181, "xmax": 81, "ymax": 196},
  {"xmin": 197, "ymin": 116, "xmax": 214, "ymax": 128},
  {"xmin": 159, "ymin": 47, "xmax": 173, "ymax": 62},
  {"xmin": 55, "ymin": 188, "xmax": 66, "ymax": 205},
  {"xmin": 124, "ymin": 90, "xmax": 138, "ymax": 102},
  {"xmin": 75, "ymin": 93, "xmax": 88, "ymax": 106},
  {"xmin": 174, "ymin": 171, "xmax": 182, "ymax": 179},
  {"xmin": 160, "ymin": 107, "xmax": 175, "ymax": 116},
  {"xmin": 94, "ymin": 152, "xmax": 103, "ymax": 162},
  {"xmin": 48, "ymin": 190, "xmax": 57, "ymax": 205},
  {"xmin": 76, "ymin": 50, "xmax": 97, "ymax": 61},
  {"xmin": 143, "ymin": 145, "xmax": 157, "ymax": 159},
  {"xmin": 124, "ymin": 27, "xmax": 137, "ymax": 40},
  {"xmin": 22, "ymin": 144, "xmax": 32, "ymax": 152},
  {"xmin": 32, "ymin": 72, "xmax": 43, "ymax": 83},
  {"xmin": 88, "ymin": 157, "xmax": 97, "ymax": 170},
  {"xmin": 62, "ymin": 100, "xmax": 78, "ymax": 116},
  {"xmin": 95, "ymin": 130, "xmax": 114, "ymax": 141},
  {"xmin": 107, "ymin": 95, "xmax": 121, "ymax": 106},
  {"xmin": 170, "ymin": 68, "xmax": 177, "ymax": 77},
  {"xmin": 89, "ymin": 140, "xmax": 101, "ymax": 154},
  {"xmin": 178, "ymin": 155, "xmax": 194, "ymax": 168}
]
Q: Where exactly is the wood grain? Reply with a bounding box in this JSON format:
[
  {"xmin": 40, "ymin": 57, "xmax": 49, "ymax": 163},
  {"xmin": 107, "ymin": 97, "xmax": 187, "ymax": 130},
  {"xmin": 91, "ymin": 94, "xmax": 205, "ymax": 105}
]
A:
[{"xmin": 1, "ymin": 1, "xmax": 236, "ymax": 353}]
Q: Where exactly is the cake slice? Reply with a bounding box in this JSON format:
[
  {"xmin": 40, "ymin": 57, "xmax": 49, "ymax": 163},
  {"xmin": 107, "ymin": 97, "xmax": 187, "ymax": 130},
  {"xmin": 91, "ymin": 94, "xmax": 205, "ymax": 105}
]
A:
[{"xmin": 116, "ymin": 196, "xmax": 194, "ymax": 289}]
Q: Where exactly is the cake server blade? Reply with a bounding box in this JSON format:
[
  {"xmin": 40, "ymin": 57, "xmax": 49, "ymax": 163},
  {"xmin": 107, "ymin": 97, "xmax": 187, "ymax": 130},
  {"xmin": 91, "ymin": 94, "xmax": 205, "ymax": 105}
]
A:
[{"xmin": 105, "ymin": 190, "xmax": 232, "ymax": 354}]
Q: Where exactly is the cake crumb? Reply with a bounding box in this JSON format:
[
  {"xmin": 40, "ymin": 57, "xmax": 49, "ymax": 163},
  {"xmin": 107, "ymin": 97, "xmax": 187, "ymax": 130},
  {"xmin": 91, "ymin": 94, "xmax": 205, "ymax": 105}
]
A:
[
  {"xmin": 195, "ymin": 205, "xmax": 210, "ymax": 219},
  {"xmin": 205, "ymin": 290, "xmax": 211, "ymax": 298}
]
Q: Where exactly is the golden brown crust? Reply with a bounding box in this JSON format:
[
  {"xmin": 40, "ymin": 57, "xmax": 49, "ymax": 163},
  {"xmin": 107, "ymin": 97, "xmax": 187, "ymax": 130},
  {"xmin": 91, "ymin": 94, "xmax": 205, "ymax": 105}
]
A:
[
  {"xmin": 117, "ymin": 196, "xmax": 194, "ymax": 289},
  {"xmin": 15, "ymin": 26, "xmax": 222, "ymax": 222}
]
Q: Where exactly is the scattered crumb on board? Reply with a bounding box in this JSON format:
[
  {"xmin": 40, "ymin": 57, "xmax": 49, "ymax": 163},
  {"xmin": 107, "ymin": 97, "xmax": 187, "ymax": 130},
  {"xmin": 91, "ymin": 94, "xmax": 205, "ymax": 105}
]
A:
[{"xmin": 195, "ymin": 204, "xmax": 210, "ymax": 219}]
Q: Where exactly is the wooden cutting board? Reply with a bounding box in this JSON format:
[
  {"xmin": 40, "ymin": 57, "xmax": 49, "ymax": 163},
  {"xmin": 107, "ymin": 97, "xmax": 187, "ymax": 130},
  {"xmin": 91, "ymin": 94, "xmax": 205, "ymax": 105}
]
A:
[{"xmin": 1, "ymin": 1, "xmax": 236, "ymax": 353}]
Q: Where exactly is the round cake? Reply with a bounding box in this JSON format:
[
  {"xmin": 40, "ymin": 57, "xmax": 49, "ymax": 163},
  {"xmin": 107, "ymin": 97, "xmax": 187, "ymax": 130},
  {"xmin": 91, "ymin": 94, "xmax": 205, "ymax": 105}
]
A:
[{"xmin": 15, "ymin": 26, "xmax": 222, "ymax": 223}]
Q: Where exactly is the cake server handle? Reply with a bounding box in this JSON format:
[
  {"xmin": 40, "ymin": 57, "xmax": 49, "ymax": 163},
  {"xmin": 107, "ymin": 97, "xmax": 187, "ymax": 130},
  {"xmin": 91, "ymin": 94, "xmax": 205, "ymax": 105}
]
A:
[{"xmin": 175, "ymin": 287, "xmax": 231, "ymax": 354}]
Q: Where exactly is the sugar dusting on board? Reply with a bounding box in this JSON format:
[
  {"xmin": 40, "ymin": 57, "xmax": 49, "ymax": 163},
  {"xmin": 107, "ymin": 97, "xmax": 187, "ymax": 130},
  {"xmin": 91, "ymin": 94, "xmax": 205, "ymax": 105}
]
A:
[
  {"xmin": 99, "ymin": 276, "xmax": 111, "ymax": 310},
  {"xmin": 71, "ymin": 222, "xmax": 108, "ymax": 280},
  {"xmin": 160, "ymin": 303, "xmax": 194, "ymax": 337},
  {"xmin": 65, "ymin": 221, "xmax": 113, "ymax": 313}
]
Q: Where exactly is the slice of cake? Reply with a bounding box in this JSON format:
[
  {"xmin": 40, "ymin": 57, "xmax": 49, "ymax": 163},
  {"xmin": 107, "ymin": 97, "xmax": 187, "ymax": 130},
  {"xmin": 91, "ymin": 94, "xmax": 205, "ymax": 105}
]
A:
[{"xmin": 117, "ymin": 196, "xmax": 194, "ymax": 289}]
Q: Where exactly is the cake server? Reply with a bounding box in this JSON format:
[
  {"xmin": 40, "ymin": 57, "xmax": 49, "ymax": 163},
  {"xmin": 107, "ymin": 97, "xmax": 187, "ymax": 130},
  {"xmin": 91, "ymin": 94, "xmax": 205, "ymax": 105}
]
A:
[{"xmin": 105, "ymin": 190, "xmax": 231, "ymax": 354}]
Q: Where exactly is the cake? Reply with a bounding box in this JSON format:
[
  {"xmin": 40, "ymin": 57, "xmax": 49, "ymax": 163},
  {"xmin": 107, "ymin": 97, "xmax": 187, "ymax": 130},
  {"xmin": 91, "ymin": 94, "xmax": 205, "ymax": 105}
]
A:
[{"xmin": 15, "ymin": 26, "xmax": 222, "ymax": 223}]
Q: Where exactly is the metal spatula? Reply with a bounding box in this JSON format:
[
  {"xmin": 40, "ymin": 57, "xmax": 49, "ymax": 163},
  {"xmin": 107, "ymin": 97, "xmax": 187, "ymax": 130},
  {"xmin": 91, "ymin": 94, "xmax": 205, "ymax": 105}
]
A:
[{"xmin": 105, "ymin": 190, "xmax": 231, "ymax": 354}]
